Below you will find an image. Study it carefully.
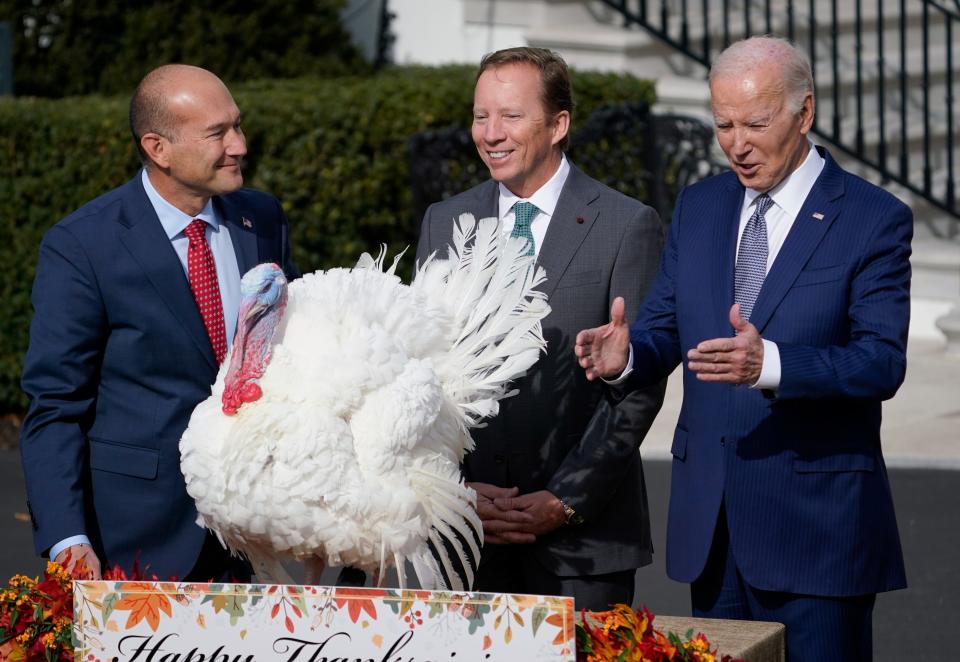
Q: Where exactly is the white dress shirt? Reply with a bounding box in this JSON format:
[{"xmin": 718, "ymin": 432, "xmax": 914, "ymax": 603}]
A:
[
  {"xmin": 739, "ymin": 143, "xmax": 825, "ymax": 389},
  {"xmin": 497, "ymin": 155, "xmax": 571, "ymax": 255},
  {"xmin": 141, "ymin": 170, "xmax": 242, "ymax": 348},
  {"xmin": 50, "ymin": 171, "xmax": 244, "ymax": 562},
  {"xmin": 611, "ymin": 143, "xmax": 826, "ymax": 390}
]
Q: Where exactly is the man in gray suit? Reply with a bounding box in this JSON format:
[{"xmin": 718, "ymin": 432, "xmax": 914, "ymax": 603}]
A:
[{"xmin": 415, "ymin": 47, "xmax": 665, "ymax": 610}]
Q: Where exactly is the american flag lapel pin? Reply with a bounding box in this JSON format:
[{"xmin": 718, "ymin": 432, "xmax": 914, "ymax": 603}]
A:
[
  {"xmin": 242, "ymin": 216, "xmax": 253, "ymax": 229},
  {"xmin": 812, "ymin": 212, "xmax": 825, "ymax": 220}
]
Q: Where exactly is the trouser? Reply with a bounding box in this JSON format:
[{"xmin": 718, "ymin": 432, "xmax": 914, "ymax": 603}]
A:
[{"xmin": 691, "ymin": 505, "xmax": 876, "ymax": 662}]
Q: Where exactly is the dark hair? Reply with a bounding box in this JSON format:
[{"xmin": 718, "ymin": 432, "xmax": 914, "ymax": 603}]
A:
[
  {"xmin": 129, "ymin": 66, "xmax": 179, "ymax": 164},
  {"xmin": 477, "ymin": 47, "xmax": 574, "ymax": 151}
]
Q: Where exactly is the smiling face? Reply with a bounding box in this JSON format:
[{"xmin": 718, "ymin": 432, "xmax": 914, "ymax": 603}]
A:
[
  {"xmin": 140, "ymin": 68, "xmax": 247, "ymax": 215},
  {"xmin": 710, "ymin": 64, "xmax": 814, "ymax": 192},
  {"xmin": 471, "ymin": 62, "xmax": 570, "ymax": 198}
]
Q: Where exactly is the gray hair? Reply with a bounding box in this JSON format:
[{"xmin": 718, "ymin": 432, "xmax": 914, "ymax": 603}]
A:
[{"xmin": 709, "ymin": 36, "xmax": 814, "ymax": 113}]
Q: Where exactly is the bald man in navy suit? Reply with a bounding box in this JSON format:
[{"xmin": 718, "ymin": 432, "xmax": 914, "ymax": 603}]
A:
[{"xmin": 20, "ymin": 64, "xmax": 297, "ymax": 581}]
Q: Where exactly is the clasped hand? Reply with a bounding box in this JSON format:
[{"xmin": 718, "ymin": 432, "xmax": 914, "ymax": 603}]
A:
[{"xmin": 468, "ymin": 483, "xmax": 567, "ymax": 545}]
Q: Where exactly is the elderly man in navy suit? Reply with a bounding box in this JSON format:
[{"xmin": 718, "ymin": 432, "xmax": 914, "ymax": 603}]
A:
[
  {"xmin": 576, "ymin": 37, "xmax": 908, "ymax": 660},
  {"xmin": 20, "ymin": 64, "xmax": 297, "ymax": 581}
]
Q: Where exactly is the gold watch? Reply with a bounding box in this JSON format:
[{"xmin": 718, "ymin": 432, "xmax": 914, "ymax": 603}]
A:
[{"xmin": 559, "ymin": 498, "xmax": 584, "ymax": 525}]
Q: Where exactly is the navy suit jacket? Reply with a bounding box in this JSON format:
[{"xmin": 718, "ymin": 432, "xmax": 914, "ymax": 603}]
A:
[
  {"xmin": 629, "ymin": 148, "xmax": 909, "ymax": 596},
  {"xmin": 20, "ymin": 174, "xmax": 297, "ymax": 579}
]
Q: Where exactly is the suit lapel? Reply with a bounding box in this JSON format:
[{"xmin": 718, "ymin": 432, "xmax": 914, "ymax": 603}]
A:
[
  {"xmin": 535, "ymin": 165, "xmax": 600, "ymax": 301},
  {"xmin": 217, "ymin": 196, "xmax": 260, "ymax": 276},
  {"xmin": 713, "ymin": 175, "xmax": 746, "ymax": 328},
  {"xmin": 118, "ymin": 176, "xmax": 218, "ymax": 370},
  {"xmin": 438, "ymin": 181, "xmax": 499, "ymax": 253},
  {"xmin": 749, "ymin": 149, "xmax": 845, "ymax": 332}
]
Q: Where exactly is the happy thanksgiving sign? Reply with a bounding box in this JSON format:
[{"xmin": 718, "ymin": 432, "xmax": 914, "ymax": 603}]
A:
[{"xmin": 72, "ymin": 581, "xmax": 575, "ymax": 661}]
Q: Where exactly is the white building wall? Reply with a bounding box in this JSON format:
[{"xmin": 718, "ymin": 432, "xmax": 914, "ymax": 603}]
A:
[
  {"xmin": 390, "ymin": 0, "xmax": 468, "ymax": 65},
  {"xmin": 391, "ymin": 0, "xmax": 547, "ymax": 66}
]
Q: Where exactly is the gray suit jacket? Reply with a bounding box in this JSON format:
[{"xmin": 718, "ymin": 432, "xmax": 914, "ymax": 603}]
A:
[{"xmin": 416, "ymin": 163, "xmax": 666, "ymax": 576}]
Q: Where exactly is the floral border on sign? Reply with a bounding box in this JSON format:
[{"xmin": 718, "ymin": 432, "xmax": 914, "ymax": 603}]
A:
[{"xmin": 72, "ymin": 581, "xmax": 576, "ymax": 661}]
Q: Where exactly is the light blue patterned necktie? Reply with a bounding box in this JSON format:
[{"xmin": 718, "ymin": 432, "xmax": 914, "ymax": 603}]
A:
[
  {"xmin": 511, "ymin": 201, "xmax": 539, "ymax": 256},
  {"xmin": 734, "ymin": 193, "xmax": 774, "ymax": 322}
]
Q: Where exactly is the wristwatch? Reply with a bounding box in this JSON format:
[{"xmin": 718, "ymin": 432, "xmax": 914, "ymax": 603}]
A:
[{"xmin": 559, "ymin": 498, "xmax": 585, "ymax": 525}]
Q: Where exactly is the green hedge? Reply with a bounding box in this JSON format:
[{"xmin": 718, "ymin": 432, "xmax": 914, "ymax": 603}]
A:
[
  {"xmin": 0, "ymin": 0, "xmax": 366, "ymax": 97},
  {"xmin": 0, "ymin": 66, "xmax": 655, "ymax": 413}
]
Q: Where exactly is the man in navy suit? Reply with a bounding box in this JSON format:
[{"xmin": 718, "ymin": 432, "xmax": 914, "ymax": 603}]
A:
[
  {"xmin": 20, "ymin": 64, "xmax": 297, "ymax": 581},
  {"xmin": 576, "ymin": 37, "xmax": 908, "ymax": 660}
]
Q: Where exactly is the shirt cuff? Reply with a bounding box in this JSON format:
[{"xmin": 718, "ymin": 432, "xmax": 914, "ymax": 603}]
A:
[
  {"xmin": 49, "ymin": 535, "xmax": 91, "ymax": 561},
  {"xmin": 602, "ymin": 344, "xmax": 634, "ymax": 385},
  {"xmin": 752, "ymin": 339, "xmax": 781, "ymax": 391}
]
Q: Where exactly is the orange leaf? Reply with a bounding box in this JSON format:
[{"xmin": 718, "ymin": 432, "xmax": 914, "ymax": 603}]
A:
[
  {"xmin": 113, "ymin": 590, "xmax": 173, "ymax": 631},
  {"xmin": 483, "ymin": 635, "xmax": 492, "ymax": 650},
  {"xmin": 285, "ymin": 616, "xmax": 294, "ymax": 633},
  {"xmin": 271, "ymin": 603, "xmax": 281, "ymax": 619},
  {"xmin": 545, "ymin": 613, "xmax": 564, "ymax": 627},
  {"xmin": 335, "ymin": 598, "xmax": 379, "ymax": 623}
]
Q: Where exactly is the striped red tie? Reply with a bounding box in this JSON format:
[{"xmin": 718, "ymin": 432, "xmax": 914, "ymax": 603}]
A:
[{"xmin": 184, "ymin": 219, "xmax": 227, "ymax": 363}]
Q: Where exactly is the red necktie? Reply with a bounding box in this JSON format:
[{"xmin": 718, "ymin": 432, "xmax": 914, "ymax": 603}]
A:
[{"xmin": 184, "ymin": 219, "xmax": 227, "ymax": 363}]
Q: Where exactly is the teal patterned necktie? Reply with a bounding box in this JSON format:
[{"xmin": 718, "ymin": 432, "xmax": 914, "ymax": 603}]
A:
[{"xmin": 511, "ymin": 201, "xmax": 539, "ymax": 256}]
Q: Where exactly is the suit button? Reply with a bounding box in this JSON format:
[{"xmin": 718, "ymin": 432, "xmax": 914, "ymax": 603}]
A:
[
  {"xmin": 720, "ymin": 437, "xmax": 726, "ymax": 447},
  {"xmin": 494, "ymin": 454, "xmax": 505, "ymax": 465}
]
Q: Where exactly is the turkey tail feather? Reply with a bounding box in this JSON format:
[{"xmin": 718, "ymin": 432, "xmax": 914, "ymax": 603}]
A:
[{"xmin": 413, "ymin": 214, "xmax": 551, "ymax": 430}]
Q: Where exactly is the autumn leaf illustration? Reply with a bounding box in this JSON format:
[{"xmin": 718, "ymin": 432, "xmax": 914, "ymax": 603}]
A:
[
  {"xmin": 334, "ymin": 588, "xmax": 387, "ymax": 623},
  {"xmin": 546, "ymin": 612, "xmax": 568, "ymax": 645},
  {"xmin": 112, "ymin": 585, "xmax": 173, "ymax": 631}
]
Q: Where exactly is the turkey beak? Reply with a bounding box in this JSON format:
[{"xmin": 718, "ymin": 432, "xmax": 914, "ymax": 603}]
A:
[{"xmin": 243, "ymin": 300, "xmax": 268, "ymax": 323}]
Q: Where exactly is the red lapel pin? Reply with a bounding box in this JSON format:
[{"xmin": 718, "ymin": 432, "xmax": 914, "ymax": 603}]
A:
[{"xmin": 576, "ymin": 216, "xmax": 584, "ymax": 224}]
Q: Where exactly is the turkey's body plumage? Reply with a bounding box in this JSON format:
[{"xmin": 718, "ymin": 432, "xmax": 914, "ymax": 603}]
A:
[{"xmin": 179, "ymin": 215, "xmax": 549, "ymax": 588}]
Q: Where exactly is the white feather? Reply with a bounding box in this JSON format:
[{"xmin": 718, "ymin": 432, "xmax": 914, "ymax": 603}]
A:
[{"xmin": 179, "ymin": 214, "xmax": 550, "ymax": 589}]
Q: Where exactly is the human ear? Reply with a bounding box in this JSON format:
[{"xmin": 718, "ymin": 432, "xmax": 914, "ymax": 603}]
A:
[
  {"xmin": 551, "ymin": 110, "xmax": 571, "ymax": 147},
  {"xmin": 798, "ymin": 93, "xmax": 815, "ymax": 135},
  {"xmin": 140, "ymin": 132, "xmax": 171, "ymax": 169}
]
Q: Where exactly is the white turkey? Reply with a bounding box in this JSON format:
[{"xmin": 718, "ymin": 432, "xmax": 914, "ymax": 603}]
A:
[{"xmin": 179, "ymin": 214, "xmax": 550, "ymax": 589}]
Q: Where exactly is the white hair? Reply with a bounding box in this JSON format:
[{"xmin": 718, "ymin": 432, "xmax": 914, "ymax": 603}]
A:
[{"xmin": 709, "ymin": 36, "xmax": 814, "ymax": 113}]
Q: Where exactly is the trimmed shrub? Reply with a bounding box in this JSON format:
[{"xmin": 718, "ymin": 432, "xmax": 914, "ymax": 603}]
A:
[
  {"xmin": 0, "ymin": 0, "xmax": 366, "ymax": 97},
  {"xmin": 0, "ymin": 66, "xmax": 655, "ymax": 412}
]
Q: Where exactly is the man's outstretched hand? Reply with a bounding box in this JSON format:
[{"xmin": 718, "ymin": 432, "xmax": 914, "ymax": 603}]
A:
[
  {"xmin": 686, "ymin": 304, "xmax": 764, "ymax": 384},
  {"xmin": 574, "ymin": 296, "xmax": 631, "ymax": 381}
]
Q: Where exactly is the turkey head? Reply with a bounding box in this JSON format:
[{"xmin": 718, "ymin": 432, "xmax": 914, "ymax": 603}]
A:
[{"xmin": 222, "ymin": 262, "xmax": 288, "ymax": 415}]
